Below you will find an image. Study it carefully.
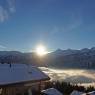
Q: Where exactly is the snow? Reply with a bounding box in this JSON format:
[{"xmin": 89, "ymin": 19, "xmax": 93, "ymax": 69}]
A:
[
  {"xmin": 81, "ymin": 91, "xmax": 95, "ymax": 95},
  {"xmin": 87, "ymin": 91, "xmax": 95, "ymax": 95},
  {"xmin": 70, "ymin": 90, "xmax": 84, "ymax": 95},
  {"xmin": 0, "ymin": 63, "xmax": 50, "ymax": 86},
  {"xmin": 42, "ymin": 88, "xmax": 63, "ymax": 95}
]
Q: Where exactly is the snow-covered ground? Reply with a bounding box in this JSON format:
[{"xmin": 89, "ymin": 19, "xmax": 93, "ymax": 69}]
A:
[{"xmin": 40, "ymin": 67, "xmax": 95, "ymax": 86}]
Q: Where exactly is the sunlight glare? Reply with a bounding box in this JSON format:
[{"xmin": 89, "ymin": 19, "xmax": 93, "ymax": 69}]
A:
[{"xmin": 36, "ymin": 44, "xmax": 47, "ymax": 56}]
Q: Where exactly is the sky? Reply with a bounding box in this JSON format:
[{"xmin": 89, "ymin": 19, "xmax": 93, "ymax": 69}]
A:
[{"xmin": 0, "ymin": 0, "xmax": 95, "ymax": 52}]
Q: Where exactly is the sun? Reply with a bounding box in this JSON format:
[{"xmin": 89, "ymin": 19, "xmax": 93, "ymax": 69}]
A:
[{"xmin": 36, "ymin": 44, "xmax": 47, "ymax": 56}]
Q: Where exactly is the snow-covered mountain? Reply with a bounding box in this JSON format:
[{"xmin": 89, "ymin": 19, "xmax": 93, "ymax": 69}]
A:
[
  {"xmin": 46, "ymin": 47, "xmax": 95, "ymax": 69},
  {"xmin": 0, "ymin": 51, "xmax": 22, "ymax": 56},
  {"xmin": 0, "ymin": 47, "xmax": 95, "ymax": 69},
  {"xmin": 51, "ymin": 49, "xmax": 79, "ymax": 56}
]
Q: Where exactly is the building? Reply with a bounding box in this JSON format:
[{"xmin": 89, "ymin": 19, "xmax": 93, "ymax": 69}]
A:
[
  {"xmin": 0, "ymin": 63, "xmax": 50, "ymax": 95},
  {"xmin": 41, "ymin": 88, "xmax": 63, "ymax": 95},
  {"xmin": 70, "ymin": 90, "xmax": 84, "ymax": 95}
]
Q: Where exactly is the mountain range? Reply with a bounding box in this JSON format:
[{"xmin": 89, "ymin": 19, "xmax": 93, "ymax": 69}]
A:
[{"xmin": 0, "ymin": 47, "xmax": 95, "ymax": 69}]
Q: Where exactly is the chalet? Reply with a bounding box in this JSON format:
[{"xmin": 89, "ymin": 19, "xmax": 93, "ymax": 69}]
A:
[{"xmin": 0, "ymin": 63, "xmax": 50, "ymax": 95}]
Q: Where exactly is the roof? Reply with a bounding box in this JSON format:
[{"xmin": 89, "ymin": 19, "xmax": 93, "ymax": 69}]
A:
[
  {"xmin": 42, "ymin": 88, "xmax": 63, "ymax": 95},
  {"xmin": 71, "ymin": 90, "xmax": 84, "ymax": 95},
  {"xmin": 87, "ymin": 91, "xmax": 95, "ymax": 95},
  {"xmin": 0, "ymin": 63, "xmax": 50, "ymax": 86},
  {"xmin": 81, "ymin": 91, "xmax": 95, "ymax": 95}
]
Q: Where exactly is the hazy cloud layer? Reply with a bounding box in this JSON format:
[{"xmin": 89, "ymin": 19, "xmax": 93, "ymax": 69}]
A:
[
  {"xmin": 0, "ymin": 0, "xmax": 16, "ymax": 22},
  {"xmin": 41, "ymin": 67, "xmax": 95, "ymax": 85},
  {"xmin": 0, "ymin": 45, "xmax": 6, "ymax": 49},
  {"xmin": 7, "ymin": 0, "xmax": 16, "ymax": 13},
  {"xmin": 0, "ymin": 6, "xmax": 8, "ymax": 22}
]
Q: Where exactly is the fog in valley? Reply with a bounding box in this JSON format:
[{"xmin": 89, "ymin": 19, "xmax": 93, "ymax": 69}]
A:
[{"xmin": 40, "ymin": 67, "xmax": 95, "ymax": 86}]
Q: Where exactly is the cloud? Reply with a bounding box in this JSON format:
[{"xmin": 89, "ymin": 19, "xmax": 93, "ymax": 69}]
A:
[
  {"xmin": 62, "ymin": 20, "xmax": 82, "ymax": 33},
  {"xmin": 0, "ymin": 0, "xmax": 16, "ymax": 22},
  {"xmin": 7, "ymin": 0, "xmax": 16, "ymax": 13},
  {"xmin": 0, "ymin": 45, "xmax": 6, "ymax": 49},
  {"xmin": 0, "ymin": 6, "xmax": 8, "ymax": 22}
]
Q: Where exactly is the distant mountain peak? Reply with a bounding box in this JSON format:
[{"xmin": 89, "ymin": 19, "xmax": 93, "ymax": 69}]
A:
[
  {"xmin": 55, "ymin": 49, "xmax": 63, "ymax": 52},
  {"xmin": 91, "ymin": 47, "xmax": 95, "ymax": 50},
  {"xmin": 81, "ymin": 48, "xmax": 89, "ymax": 52}
]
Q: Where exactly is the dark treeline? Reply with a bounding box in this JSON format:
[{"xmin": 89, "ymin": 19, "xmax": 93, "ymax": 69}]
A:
[
  {"xmin": 24, "ymin": 81, "xmax": 95, "ymax": 95},
  {"xmin": 44, "ymin": 81, "xmax": 95, "ymax": 95}
]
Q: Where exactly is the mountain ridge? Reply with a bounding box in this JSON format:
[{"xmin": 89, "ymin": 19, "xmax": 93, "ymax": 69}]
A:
[{"xmin": 0, "ymin": 47, "xmax": 95, "ymax": 69}]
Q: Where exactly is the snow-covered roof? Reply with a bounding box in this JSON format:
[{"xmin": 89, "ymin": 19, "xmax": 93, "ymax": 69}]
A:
[
  {"xmin": 0, "ymin": 63, "xmax": 50, "ymax": 86},
  {"xmin": 81, "ymin": 91, "xmax": 95, "ymax": 95},
  {"xmin": 42, "ymin": 88, "xmax": 63, "ymax": 95},
  {"xmin": 87, "ymin": 91, "xmax": 95, "ymax": 95},
  {"xmin": 71, "ymin": 90, "xmax": 84, "ymax": 95}
]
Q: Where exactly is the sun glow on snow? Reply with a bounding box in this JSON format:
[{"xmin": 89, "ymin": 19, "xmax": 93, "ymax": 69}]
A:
[{"xmin": 36, "ymin": 44, "xmax": 47, "ymax": 56}]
